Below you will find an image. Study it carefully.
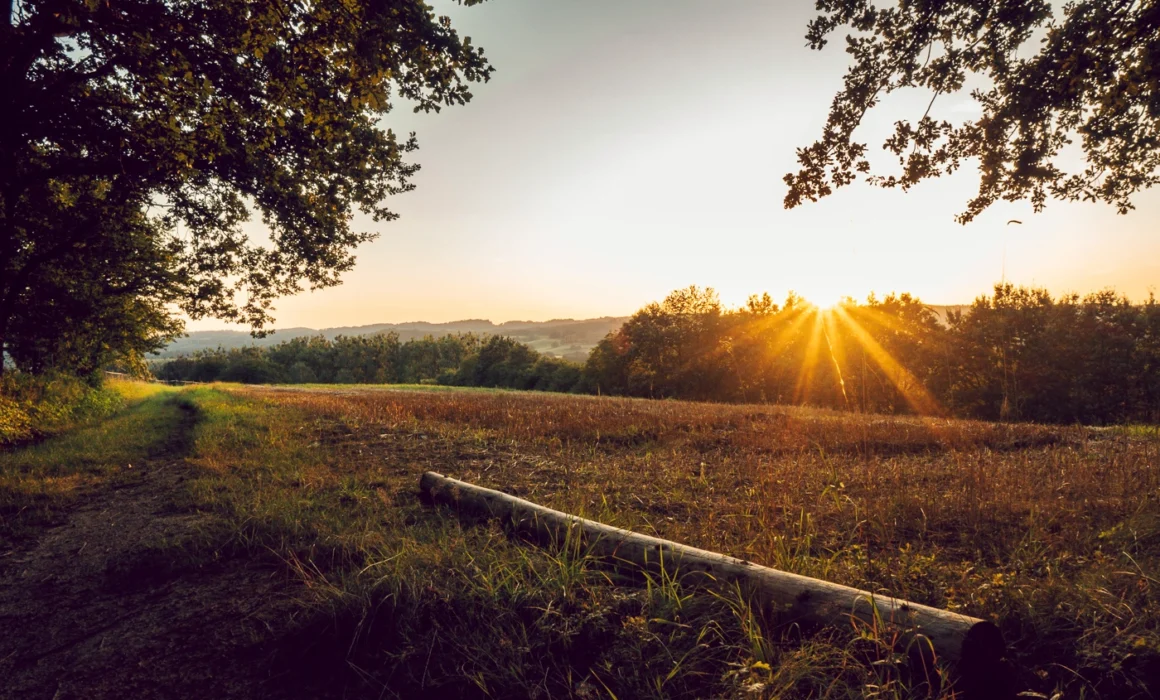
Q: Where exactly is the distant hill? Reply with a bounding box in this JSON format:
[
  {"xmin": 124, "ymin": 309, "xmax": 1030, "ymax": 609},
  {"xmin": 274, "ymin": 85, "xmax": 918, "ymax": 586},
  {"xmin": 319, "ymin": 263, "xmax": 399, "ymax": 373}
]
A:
[{"xmin": 154, "ymin": 317, "xmax": 630, "ymax": 363}]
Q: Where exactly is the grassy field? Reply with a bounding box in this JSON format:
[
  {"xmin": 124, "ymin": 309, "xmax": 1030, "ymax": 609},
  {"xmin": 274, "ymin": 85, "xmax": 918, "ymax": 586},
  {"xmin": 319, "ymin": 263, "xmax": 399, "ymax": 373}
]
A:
[{"xmin": 3, "ymin": 381, "xmax": 1159, "ymax": 698}]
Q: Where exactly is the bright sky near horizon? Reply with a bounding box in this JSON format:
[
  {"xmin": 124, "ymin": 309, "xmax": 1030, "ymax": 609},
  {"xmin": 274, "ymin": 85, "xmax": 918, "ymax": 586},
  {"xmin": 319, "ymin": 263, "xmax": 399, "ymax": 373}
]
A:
[{"xmin": 190, "ymin": 0, "xmax": 1160, "ymax": 331}]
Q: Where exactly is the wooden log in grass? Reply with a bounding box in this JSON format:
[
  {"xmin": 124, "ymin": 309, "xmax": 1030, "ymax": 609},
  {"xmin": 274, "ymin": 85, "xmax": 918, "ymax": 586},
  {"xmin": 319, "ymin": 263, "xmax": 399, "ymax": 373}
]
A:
[{"xmin": 419, "ymin": 471, "xmax": 1006, "ymax": 683}]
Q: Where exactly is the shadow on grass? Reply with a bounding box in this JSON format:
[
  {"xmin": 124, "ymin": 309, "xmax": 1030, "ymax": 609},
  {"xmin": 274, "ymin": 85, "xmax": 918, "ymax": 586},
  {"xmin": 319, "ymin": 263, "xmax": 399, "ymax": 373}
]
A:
[{"xmin": 0, "ymin": 390, "xmax": 201, "ymax": 547}]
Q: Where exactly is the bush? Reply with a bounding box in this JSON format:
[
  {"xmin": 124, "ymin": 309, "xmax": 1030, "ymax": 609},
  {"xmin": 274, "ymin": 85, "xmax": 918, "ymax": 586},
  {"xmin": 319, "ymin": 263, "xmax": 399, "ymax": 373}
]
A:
[
  {"xmin": 0, "ymin": 372, "xmax": 124, "ymax": 446},
  {"xmin": 0, "ymin": 394, "xmax": 33, "ymax": 444}
]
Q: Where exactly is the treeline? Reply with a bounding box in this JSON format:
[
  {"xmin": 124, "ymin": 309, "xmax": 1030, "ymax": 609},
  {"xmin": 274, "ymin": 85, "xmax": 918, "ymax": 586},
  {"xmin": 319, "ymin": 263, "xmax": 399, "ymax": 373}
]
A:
[
  {"xmin": 156, "ymin": 283, "xmax": 1160, "ymax": 425},
  {"xmin": 156, "ymin": 333, "xmax": 582, "ymax": 392},
  {"xmin": 584, "ymin": 284, "xmax": 1160, "ymax": 424}
]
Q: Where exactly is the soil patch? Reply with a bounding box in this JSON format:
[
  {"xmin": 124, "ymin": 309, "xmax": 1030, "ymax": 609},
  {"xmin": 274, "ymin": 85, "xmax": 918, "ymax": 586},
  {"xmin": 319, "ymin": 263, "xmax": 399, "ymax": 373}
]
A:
[{"xmin": 0, "ymin": 459, "xmax": 301, "ymax": 699}]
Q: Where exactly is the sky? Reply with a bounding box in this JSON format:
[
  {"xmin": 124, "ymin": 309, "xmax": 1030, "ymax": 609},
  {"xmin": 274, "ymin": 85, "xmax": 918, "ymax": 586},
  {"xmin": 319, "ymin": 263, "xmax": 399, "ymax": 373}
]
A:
[{"xmin": 191, "ymin": 0, "xmax": 1160, "ymax": 330}]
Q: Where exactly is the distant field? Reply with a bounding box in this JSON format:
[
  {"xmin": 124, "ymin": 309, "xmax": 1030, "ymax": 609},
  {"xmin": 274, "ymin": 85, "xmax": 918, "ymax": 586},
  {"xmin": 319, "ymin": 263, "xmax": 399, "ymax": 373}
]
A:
[{"xmin": 3, "ymin": 382, "xmax": 1157, "ymax": 698}]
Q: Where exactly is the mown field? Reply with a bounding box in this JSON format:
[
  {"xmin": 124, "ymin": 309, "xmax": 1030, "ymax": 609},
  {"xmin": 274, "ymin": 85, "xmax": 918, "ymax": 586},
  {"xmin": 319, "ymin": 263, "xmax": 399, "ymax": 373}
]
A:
[{"xmin": 2, "ymin": 381, "xmax": 1159, "ymax": 698}]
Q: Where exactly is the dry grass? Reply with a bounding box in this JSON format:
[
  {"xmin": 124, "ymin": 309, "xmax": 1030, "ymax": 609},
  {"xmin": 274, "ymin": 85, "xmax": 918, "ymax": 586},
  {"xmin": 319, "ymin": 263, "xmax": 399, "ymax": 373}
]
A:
[
  {"xmin": 12, "ymin": 382, "xmax": 1149, "ymax": 696},
  {"xmin": 232, "ymin": 385, "xmax": 1160, "ymax": 697}
]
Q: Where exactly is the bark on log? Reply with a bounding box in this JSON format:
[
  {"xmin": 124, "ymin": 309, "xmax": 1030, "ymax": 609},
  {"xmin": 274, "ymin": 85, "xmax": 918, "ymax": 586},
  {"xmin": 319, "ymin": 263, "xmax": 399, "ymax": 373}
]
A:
[{"xmin": 419, "ymin": 471, "xmax": 1005, "ymax": 682}]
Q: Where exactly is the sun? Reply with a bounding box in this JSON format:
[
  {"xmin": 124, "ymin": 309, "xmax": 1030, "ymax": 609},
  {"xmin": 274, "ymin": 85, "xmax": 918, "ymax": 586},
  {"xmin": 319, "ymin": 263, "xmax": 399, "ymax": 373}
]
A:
[
  {"xmin": 790, "ymin": 279, "xmax": 851, "ymax": 311},
  {"xmin": 804, "ymin": 288, "xmax": 844, "ymax": 311}
]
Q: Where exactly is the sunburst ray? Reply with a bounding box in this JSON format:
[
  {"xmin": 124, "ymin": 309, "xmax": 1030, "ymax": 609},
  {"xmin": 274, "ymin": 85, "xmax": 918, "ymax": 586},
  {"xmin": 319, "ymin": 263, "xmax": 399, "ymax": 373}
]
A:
[
  {"xmin": 821, "ymin": 310, "xmax": 850, "ymax": 409},
  {"xmin": 792, "ymin": 309, "xmax": 825, "ymax": 404},
  {"xmin": 830, "ymin": 306, "xmax": 943, "ymax": 416}
]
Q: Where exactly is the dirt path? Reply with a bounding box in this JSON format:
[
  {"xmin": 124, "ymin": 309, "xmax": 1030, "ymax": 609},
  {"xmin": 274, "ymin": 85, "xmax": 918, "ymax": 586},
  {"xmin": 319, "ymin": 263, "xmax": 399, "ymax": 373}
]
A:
[{"xmin": 0, "ymin": 457, "xmax": 302, "ymax": 699}]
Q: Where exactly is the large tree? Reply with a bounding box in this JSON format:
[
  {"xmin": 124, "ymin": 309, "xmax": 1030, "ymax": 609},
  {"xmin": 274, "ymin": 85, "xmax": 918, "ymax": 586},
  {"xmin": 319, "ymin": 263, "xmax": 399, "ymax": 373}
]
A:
[
  {"xmin": 785, "ymin": 0, "xmax": 1160, "ymax": 223},
  {"xmin": 1, "ymin": 0, "xmax": 490, "ymax": 374}
]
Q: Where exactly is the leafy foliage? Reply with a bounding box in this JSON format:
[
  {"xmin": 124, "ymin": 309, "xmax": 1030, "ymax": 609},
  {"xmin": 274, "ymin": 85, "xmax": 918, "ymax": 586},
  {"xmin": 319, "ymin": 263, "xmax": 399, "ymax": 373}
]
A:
[
  {"xmin": 785, "ymin": 0, "xmax": 1160, "ymax": 222},
  {"xmin": 586, "ymin": 284, "xmax": 1160, "ymax": 424},
  {"xmin": 1, "ymin": 0, "xmax": 492, "ymax": 373},
  {"xmin": 3, "ymin": 205, "xmax": 184, "ymax": 375},
  {"xmin": 948, "ymin": 284, "xmax": 1160, "ymax": 423},
  {"xmin": 156, "ymin": 332, "xmax": 584, "ymax": 392},
  {"xmin": 585, "ymin": 286, "xmax": 941, "ymax": 410},
  {"xmin": 0, "ymin": 372, "xmax": 124, "ymax": 445}
]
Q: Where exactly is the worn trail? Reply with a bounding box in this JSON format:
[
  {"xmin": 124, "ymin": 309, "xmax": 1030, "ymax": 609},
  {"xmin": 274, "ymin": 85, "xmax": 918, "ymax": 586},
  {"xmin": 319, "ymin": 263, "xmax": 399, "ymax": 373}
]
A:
[{"xmin": 0, "ymin": 403, "xmax": 299, "ymax": 700}]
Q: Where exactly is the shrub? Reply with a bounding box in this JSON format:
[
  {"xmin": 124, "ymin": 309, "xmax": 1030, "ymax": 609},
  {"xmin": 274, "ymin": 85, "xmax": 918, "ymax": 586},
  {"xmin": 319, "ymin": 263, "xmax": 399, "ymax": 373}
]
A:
[
  {"xmin": 0, "ymin": 372, "xmax": 124, "ymax": 446},
  {"xmin": 0, "ymin": 394, "xmax": 33, "ymax": 444}
]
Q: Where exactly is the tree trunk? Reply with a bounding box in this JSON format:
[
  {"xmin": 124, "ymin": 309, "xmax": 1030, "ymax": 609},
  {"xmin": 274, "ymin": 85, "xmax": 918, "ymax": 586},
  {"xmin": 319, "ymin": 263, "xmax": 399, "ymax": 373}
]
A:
[{"xmin": 420, "ymin": 471, "xmax": 1006, "ymax": 690}]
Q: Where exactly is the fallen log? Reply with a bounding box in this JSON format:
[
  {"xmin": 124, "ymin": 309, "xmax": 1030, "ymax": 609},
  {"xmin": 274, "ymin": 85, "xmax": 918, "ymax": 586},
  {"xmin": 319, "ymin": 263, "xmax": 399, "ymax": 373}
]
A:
[{"xmin": 419, "ymin": 471, "xmax": 1005, "ymax": 683}]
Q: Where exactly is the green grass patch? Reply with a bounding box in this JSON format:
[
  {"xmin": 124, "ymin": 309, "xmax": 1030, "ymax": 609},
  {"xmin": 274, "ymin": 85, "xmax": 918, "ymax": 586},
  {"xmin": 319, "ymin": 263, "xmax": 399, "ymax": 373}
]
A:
[{"xmin": 1112, "ymin": 424, "xmax": 1160, "ymax": 438}]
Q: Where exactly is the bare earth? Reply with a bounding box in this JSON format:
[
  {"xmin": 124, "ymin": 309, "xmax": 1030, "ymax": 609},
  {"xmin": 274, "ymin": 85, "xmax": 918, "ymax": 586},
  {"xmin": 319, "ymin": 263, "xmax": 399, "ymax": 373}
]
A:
[{"xmin": 0, "ymin": 459, "xmax": 301, "ymax": 700}]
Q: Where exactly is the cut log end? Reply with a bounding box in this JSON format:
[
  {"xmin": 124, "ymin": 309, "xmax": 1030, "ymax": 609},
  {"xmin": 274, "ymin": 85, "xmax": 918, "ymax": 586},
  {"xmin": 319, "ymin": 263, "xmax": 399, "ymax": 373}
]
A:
[{"xmin": 959, "ymin": 619, "xmax": 1007, "ymax": 672}]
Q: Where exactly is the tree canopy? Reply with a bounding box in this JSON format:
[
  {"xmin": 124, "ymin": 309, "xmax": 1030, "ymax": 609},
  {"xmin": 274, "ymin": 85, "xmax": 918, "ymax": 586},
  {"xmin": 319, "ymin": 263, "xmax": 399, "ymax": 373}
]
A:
[
  {"xmin": 582, "ymin": 284, "xmax": 1160, "ymax": 424},
  {"xmin": 156, "ymin": 331, "xmax": 583, "ymax": 392},
  {"xmin": 1, "ymin": 0, "xmax": 491, "ymax": 375},
  {"xmin": 785, "ymin": 0, "xmax": 1160, "ymax": 223}
]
